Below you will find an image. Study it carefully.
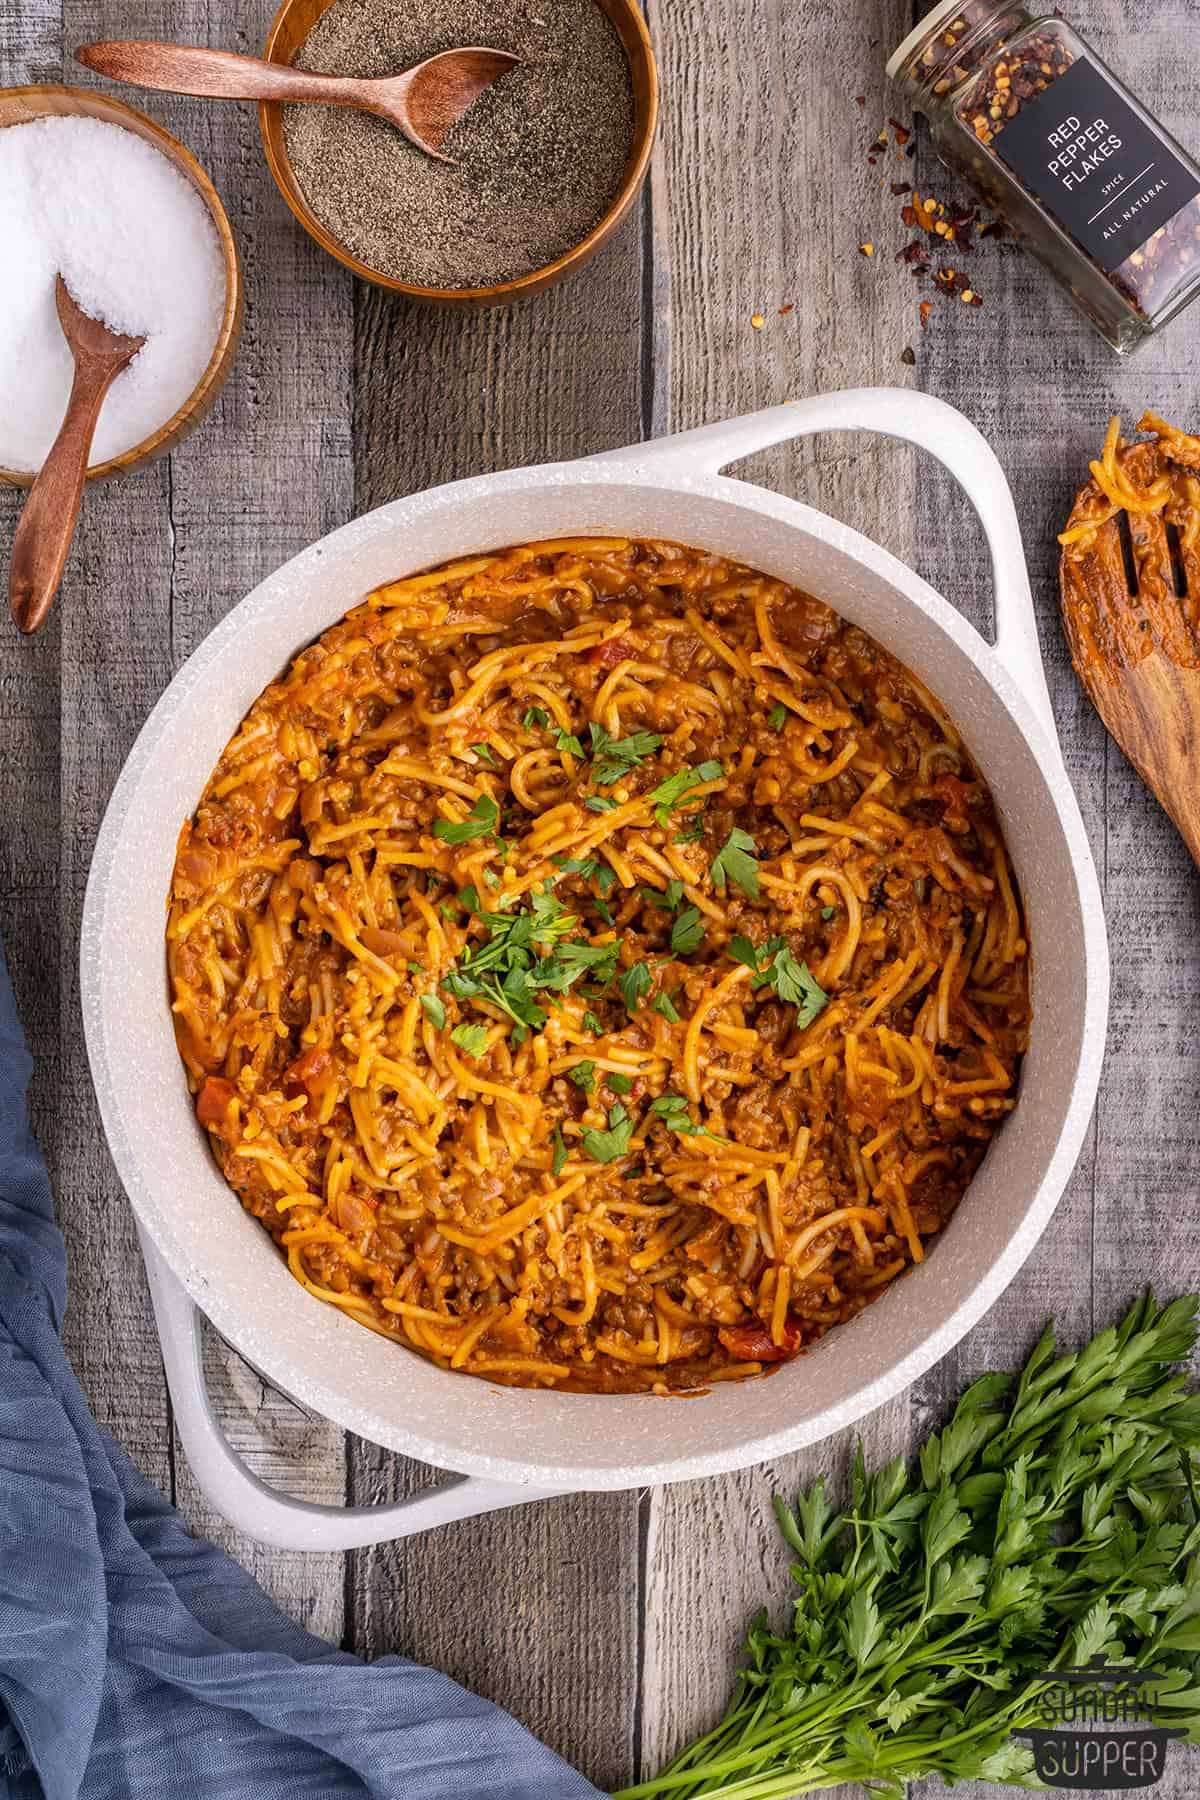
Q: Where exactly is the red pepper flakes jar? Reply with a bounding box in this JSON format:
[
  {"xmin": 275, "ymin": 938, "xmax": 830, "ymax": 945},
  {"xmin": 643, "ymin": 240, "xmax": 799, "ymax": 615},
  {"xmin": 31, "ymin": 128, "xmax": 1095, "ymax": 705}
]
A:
[{"xmin": 888, "ymin": 0, "xmax": 1200, "ymax": 352}]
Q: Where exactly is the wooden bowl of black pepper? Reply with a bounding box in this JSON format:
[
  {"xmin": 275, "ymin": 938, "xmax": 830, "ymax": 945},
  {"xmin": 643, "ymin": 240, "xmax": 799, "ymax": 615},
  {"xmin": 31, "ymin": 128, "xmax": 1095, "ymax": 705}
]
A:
[{"xmin": 258, "ymin": 0, "xmax": 657, "ymax": 304}]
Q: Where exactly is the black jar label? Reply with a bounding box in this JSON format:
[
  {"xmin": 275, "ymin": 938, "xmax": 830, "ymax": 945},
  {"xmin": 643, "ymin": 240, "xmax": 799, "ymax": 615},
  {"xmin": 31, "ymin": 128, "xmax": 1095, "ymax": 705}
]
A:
[{"xmin": 995, "ymin": 57, "xmax": 1200, "ymax": 273}]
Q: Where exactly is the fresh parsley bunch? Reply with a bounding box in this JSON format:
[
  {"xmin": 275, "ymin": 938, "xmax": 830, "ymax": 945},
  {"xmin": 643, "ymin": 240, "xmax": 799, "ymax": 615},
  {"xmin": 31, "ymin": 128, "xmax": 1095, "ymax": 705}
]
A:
[{"xmin": 616, "ymin": 1293, "xmax": 1200, "ymax": 1798}]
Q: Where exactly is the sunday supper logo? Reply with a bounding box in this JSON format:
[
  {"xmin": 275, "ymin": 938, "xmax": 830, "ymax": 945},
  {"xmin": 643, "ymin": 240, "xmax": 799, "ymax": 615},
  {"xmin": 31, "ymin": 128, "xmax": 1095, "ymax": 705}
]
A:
[{"xmin": 1013, "ymin": 1658, "xmax": 1185, "ymax": 1790}]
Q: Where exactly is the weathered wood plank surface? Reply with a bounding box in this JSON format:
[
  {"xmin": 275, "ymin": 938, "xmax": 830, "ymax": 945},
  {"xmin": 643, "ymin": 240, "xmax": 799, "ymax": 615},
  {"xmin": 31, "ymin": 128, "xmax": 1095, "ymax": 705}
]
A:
[{"xmin": 3, "ymin": 0, "xmax": 1200, "ymax": 1793}]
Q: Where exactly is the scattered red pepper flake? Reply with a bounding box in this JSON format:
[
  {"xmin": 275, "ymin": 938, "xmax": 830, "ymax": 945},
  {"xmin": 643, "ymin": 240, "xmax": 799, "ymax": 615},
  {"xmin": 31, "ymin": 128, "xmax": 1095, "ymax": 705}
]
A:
[
  {"xmin": 858, "ymin": 242, "xmax": 874, "ymax": 257},
  {"xmin": 854, "ymin": 93, "xmax": 866, "ymax": 107},
  {"xmin": 919, "ymin": 300, "xmax": 934, "ymax": 328},
  {"xmin": 891, "ymin": 181, "xmax": 912, "ymax": 196},
  {"xmin": 887, "ymin": 117, "xmax": 911, "ymax": 145},
  {"xmin": 778, "ymin": 303, "xmax": 794, "ymax": 314}
]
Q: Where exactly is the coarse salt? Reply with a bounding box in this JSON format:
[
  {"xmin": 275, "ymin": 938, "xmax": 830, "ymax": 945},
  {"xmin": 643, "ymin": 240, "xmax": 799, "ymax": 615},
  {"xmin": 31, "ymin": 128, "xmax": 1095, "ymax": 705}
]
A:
[{"xmin": 0, "ymin": 116, "xmax": 227, "ymax": 472}]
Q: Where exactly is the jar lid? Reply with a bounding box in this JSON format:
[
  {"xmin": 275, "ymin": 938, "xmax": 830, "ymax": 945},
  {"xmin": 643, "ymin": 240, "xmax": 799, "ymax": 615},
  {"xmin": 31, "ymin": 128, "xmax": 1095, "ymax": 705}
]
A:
[{"xmin": 885, "ymin": 0, "xmax": 972, "ymax": 78}]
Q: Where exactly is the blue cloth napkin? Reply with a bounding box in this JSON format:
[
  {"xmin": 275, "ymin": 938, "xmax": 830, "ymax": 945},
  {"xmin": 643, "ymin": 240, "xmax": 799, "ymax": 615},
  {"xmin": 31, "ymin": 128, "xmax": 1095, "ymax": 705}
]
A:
[{"xmin": 0, "ymin": 931, "xmax": 605, "ymax": 1800}]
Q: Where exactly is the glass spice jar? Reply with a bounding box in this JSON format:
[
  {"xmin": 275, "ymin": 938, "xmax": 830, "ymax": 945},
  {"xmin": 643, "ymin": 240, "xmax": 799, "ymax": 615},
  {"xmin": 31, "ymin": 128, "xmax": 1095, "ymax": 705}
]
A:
[{"xmin": 888, "ymin": 0, "xmax": 1200, "ymax": 352}]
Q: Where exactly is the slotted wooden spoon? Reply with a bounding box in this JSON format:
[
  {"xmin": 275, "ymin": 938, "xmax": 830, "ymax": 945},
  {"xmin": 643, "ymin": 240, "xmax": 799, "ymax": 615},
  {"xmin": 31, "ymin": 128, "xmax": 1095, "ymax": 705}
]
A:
[
  {"xmin": 1059, "ymin": 413, "xmax": 1200, "ymax": 863},
  {"xmin": 75, "ymin": 40, "xmax": 519, "ymax": 163}
]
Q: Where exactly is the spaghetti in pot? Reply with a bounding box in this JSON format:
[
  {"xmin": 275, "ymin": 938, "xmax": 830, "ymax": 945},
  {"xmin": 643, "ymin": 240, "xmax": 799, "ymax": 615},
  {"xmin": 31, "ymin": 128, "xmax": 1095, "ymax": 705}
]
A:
[{"xmin": 167, "ymin": 538, "xmax": 1030, "ymax": 1393}]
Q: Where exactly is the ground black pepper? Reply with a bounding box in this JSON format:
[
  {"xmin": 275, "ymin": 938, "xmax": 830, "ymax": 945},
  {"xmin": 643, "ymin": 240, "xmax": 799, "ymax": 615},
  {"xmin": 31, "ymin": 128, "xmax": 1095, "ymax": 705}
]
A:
[{"xmin": 283, "ymin": 0, "xmax": 635, "ymax": 290}]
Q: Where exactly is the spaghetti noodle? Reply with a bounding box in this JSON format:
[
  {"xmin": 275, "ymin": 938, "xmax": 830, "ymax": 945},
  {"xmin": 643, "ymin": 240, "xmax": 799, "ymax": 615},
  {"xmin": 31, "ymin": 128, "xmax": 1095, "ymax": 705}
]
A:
[{"xmin": 167, "ymin": 538, "xmax": 1031, "ymax": 1392}]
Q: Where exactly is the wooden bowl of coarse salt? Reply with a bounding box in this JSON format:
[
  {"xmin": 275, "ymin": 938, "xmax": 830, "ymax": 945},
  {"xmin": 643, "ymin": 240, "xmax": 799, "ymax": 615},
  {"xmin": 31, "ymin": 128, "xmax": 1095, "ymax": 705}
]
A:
[
  {"xmin": 0, "ymin": 86, "xmax": 242, "ymax": 488},
  {"xmin": 257, "ymin": 0, "xmax": 657, "ymax": 306}
]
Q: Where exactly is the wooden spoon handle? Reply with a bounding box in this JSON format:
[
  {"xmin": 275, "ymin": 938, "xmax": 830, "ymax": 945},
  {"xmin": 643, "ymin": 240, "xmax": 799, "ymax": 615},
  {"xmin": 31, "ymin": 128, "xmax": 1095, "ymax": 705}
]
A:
[
  {"xmin": 76, "ymin": 40, "xmax": 378, "ymax": 108},
  {"xmin": 9, "ymin": 362, "xmax": 115, "ymax": 635}
]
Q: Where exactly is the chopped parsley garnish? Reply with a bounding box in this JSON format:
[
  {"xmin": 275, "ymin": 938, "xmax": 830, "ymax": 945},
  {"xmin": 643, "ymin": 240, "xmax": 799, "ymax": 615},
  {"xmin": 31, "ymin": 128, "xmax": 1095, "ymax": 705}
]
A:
[
  {"xmin": 551, "ymin": 1126, "xmax": 568, "ymax": 1177},
  {"xmin": 567, "ymin": 1061, "xmax": 596, "ymax": 1094},
  {"xmin": 650, "ymin": 1092, "xmax": 722, "ymax": 1140},
  {"xmin": 553, "ymin": 729, "xmax": 585, "ymax": 758},
  {"xmin": 673, "ymin": 818, "xmax": 705, "ymax": 846},
  {"xmin": 648, "ymin": 760, "xmax": 723, "ymax": 827},
  {"xmin": 616, "ymin": 961, "xmax": 651, "ymax": 1015},
  {"xmin": 582, "ymin": 1010, "xmax": 604, "ymax": 1036},
  {"xmin": 588, "ymin": 722, "xmax": 664, "ymax": 786},
  {"xmin": 606, "ymin": 1072, "xmax": 633, "ymax": 1094},
  {"xmin": 441, "ymin": 884, "xmax": 618, "ymax": 1036},
  {"xmin": 482, "ymin": 867, "xmax": 500, "ymax": 889},
  {"xmin": 450, "ymin": 1022, "xmax": 488, "ymax": 1057},
  {"xmin": 593, "ymin": 897, "xmax": 615, "ymax": 927},
  {"xmin": 710, "ymin": 826, "xmax": 760, "ymax": 900},
  {"xmin": 767, "ymin": 702, "xmax": 787, "ymax": 731},
  {"xmin": 431, "ymin": 792, "xmax": 499, "ymax": 844},
  {"xmin": 555, "ymin": 855, "xmax": 618, "ymax": 898},
  {"xmin": 729, "ymin": 934, "xmax": 828, "ymax": 1026},
  {"xmin": 522, "ymin": 706, "xmax": 550, "ymax": 732},
  {"xmin": 585, "ymin": 795, "xmax": 617, "ymax": 813},
  {"xmin": 420, "ymin": 994, "xmax": 446, "ymax": 1030},
  {"xmin": 470, "ymin": 742, "xmax": 499, "ymax": 768},
  {"xmin": 580, "ymin": 1102, "xmax": 635, "ymax": 1164},
  {"xmin": 821, "ymin": 904, "xmax": 837, "ymax": 920},
  {"xmin": 643, "ymin": 879, "xmax": 685, "ymax": 912},
  {"xmin": 438, "ymin": 901, "xmax": 459, "ymax": 922},
  {"xmin": 669, "ymin": 905, "xmax": 705, "ymax": 956},
  {"xmin": 651, "ymin": 990, "xmax": 681, "ymax": 1023}
]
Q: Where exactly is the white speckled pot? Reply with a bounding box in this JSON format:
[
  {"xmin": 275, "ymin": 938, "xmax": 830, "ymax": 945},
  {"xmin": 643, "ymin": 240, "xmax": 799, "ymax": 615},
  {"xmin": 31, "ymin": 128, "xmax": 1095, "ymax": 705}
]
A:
[{"xmin": 81, "ymin": 391, "xmax": 1108, "ymax": 1550}]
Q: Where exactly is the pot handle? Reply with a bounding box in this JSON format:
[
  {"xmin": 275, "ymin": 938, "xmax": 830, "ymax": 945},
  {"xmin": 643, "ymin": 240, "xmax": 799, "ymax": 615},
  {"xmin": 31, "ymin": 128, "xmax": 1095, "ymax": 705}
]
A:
[
  {"xmin": 594, "ymin": 390, "xmax": 1054, "ymax": 741},
  {"xmin": 139, "ymin": 1232, "xmax": 566, "ymax": 1550}
]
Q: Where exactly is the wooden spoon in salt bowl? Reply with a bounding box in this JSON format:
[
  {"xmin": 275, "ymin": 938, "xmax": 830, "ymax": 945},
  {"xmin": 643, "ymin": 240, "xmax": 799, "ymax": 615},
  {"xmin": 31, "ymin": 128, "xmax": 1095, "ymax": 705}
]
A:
[
  {"xmin": 9, "ymin": 277, "xmax": 145, "ymax": 636},
  {"xmin": 75, "ymin": 40, "xmax": 519, "ymax": 163}
]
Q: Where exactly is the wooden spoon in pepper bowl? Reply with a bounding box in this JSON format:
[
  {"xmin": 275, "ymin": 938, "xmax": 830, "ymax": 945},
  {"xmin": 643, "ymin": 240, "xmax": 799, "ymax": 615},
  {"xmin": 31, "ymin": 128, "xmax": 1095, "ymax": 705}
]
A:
[
  {"xmin": 75, "ymin": 40, "xmax": 520, "ymax": 163},
  {"xmin": 9, "ymin": 277, "xmax": 145, "ymax": 636},
  {"xmin": 1058, "ymin": 413, "xmax": 1200, "ymax": 865}
]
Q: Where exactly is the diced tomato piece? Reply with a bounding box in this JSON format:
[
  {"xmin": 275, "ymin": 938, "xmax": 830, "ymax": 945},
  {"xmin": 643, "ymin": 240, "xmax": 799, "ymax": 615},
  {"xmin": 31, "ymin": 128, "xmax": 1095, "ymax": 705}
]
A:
[
  {"xmin": 196, "ymin": 1076, "xmax": 236, "ymax": 1127},
  {"xmin": 584, "ymin": 635, "xmax": 634, "ymax": 668},
  {"xmin": 718, "ymin": 1318, "xmax": 802, "ymax": 1362},
  {"xmin": 932, "ymin": 773, "xmax": 973, "ymax": 826},
  {"xmin": 282, "ymin": 1046, "xmax": 332, "ymax": 1098}
]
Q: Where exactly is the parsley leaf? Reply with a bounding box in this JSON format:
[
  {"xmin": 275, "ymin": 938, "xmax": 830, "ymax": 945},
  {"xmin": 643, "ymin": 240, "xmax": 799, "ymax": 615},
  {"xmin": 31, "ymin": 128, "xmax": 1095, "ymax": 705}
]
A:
[
  {"xmin": 643, "ymin": 879, "xmax": 685, "ymax": 912},
  {"xmin": 470, "ymin": 742, "xmax": 499, "ymax": 768},
  {"xmin": 648, "ymin": 760, "xmax": 723, "ymax": 827},
  {"xmin": 523, "ymin": 706, "xmax": 550, "ymax": 732},
  {"xmin": 432, "ymin": 793, "xmax": 499, "ymax": 844},
  {"xmin": 555, "ymin": 729, "xmax": 585, "ymax": 758},
  {"xmin": 650, "ymin": 1092, "xmax": 718, "ymax": 1139},
  {"xmin": 580, "ymin": 1102, "xmax": 635, "ymax": 1164},
  {"xmin": 651, "ymin": 990, "xmax": 681, "ymax": 1023},
  {"xmin": 669, "ymin": 905, "xmax": 705, "ymax": 956},
  {"xmin": 767, "ymin": 702, "xmax": 787, "ymax": 731},
  {"xmin": 606, "ymin": 1072, "xmax": 633, "ymax": 1094},
  {"xmin": 582, "ymin": 1010, "xmax": 604, "ymax": 1036},
  {"xmin": 769, "ymin": 946, "xmax": 828, "ymax": 1025},
  {"xmin": 821, "ymin": 904, "xmax": 837, "ymax": 920},
  {"xmin": 551, "ymin": 1126, "xmax": 568, "ymax": 1177},
  {"xmin": 589, "ymin": 722, "xmax": 664, "ymax": 786},
  {"xmin": 728, "ymin": 935, "xmax": 828, "ymax": 1026},
  {"xmin": 616, "ymin": 961, "xmax": 651, "ymax": 1015},
  {"xmin": 585, "ymin": 795, "xmax": 616, "ymax": 813},
  {"xmin": 710, "ymin": 826, "xmax": 760, "ymax": 900},
  {"xmin": 420, "ymin": 994, "xmax": 446, "ymax": 1030},
  {"xmin": 567, "ymin": 1061, "xmax": 596, "ymax": 1094},
  {"xmin": 673, "ymin": 818, "xmax": 705, "ymax": 846},
  {"xmin": 450, "ymin": 1022, "xmax": 488, "ymax": 1057}
]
